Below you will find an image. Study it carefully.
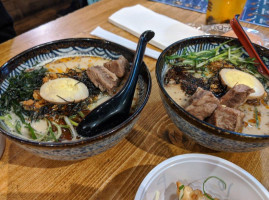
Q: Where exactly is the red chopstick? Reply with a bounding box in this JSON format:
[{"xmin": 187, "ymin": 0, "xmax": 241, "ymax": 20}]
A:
[{"xmin": 230, "ymin": 15, "xmax": 269, "ymax": 77}]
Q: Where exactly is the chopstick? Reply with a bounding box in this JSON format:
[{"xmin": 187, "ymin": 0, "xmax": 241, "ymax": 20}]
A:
[{"xmin": 230, "ymin": 15, "xmax": 269, "ymax": 77}]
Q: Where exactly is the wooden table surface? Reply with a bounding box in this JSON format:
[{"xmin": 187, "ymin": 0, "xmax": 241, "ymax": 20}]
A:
[{"xmin": 0, "ymin": 0, "xmax": 268, "ymax": 199}]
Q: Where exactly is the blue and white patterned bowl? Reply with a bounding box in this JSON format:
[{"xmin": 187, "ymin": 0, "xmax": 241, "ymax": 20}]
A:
[
  {"xmin": 0, "ymin": 38, "xmax": 151, "ymax": 160},
  {"xmin": 156, "ymin": 35, "xmax": 269, "ymax": 152}
]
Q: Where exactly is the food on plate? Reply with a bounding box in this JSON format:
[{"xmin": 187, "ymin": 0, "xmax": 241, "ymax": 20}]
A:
[
  {"xmin": 0, "ymin": 55, "xmax": 138, "ymax": 142},
  {"xmin": 164, "ymin": 42, "xmax": 269, "ymax": 135},
  {"xmin": 176, "ymin": 176, "xmax": 226, "ymax": 200}
]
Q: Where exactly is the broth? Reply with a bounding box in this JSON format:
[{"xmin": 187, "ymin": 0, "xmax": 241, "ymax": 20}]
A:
[
  {"xmin": 164, "ymin": 44, "xmax": 269, "ymax": 135},
  {"xmin": 0, "ymin": 56, "xmax": 139, "ymax": 142},
  {"xmin": 165, "ymin": 82, "xmax": 269, "ymax": 135}
]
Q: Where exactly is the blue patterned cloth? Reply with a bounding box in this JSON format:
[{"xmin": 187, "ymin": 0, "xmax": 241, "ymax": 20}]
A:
[
  {"xmin": 149, "ymin": 0, "xmax": 269, "ymax": 27},
  {"xmin": 87, "ymin": 0, "xmax": 100, "ymax": 5}
]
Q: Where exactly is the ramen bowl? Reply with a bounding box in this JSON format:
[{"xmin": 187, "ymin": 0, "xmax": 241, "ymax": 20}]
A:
[
  {"xmin": 0, "ymin": 38, "xmax": 151, "ymax": 160},
  {"xmin": 135, "ymin": 154, "xmax": 269, "ymax": 200},
  {"xmin": 156, "ymin": 35, "xmax": 269, "ymax": 152}
]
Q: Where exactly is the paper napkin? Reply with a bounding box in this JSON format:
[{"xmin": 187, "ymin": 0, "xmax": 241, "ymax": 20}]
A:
[
  {"xmin": 109, "ymin": 4, "xmax": 205, "ymax": 50},
  {"xmin": 90, "ymin": 26, "xmax": 161, "ymax": 59}
]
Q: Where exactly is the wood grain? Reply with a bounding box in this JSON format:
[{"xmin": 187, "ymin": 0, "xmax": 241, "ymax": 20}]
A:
[{"xmin": 0, "ymin": 0, "xmax": 268, "ymax": 199}]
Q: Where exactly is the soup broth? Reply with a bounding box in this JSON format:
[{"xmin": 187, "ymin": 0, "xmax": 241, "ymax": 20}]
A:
[{"xmin": 164, "ymin": 44, "xmax": 269, "ymax": 135}]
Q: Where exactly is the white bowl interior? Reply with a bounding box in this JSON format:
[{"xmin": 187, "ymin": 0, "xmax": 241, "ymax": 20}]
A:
[{"xmin": 135, "ymin": 154, "xmax": 269, "ymax": 200}]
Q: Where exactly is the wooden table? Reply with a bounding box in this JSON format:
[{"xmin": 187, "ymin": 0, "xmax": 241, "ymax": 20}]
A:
[{"xmin": 0, "ymin": 0, "xmax": 268, "ymax": 199}]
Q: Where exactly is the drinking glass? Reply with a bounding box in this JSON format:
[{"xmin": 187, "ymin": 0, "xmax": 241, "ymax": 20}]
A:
[{"xmin": 206, "ymin": 0, "xmax": 247, "ymax": 24}]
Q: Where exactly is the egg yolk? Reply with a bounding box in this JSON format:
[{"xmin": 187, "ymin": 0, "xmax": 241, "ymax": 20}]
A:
[{"xmin": 223, "ymin": 70, "xmax": 255, "ymax": 88}]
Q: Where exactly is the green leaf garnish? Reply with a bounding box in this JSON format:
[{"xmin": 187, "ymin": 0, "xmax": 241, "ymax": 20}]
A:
[
  {"xmin": 178, "ymin": 184, "xmax": 185, "ymax": 200},
  {"xmin": 25, "ymin": 123, "xmax": 37, "ymax": 139},
  {"xmin": 178, "ymin": 184, "xmax": 185, "ymax": 190},
  {"xmin": 203, "ymin": 176, "xmax": 226, "ymax": 200}
]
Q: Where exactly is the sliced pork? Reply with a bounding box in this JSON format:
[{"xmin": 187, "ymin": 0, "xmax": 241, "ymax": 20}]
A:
[
  {"xmin": 86, "ymin": 65, "xmax": 119, "ymax": 95},
  {"xmin": 208, "ymin": 105, "xmax": 245, "ymax": 132},
  {"xmin": 104, "ymin": 55, "xmax": 129, "ymax": 78},
  {"xmin": 220, "ymin": 84, "xmax": 254, "ymax": 108},
  {"xmin": 185, "ymin": 87, "xmax": 219, "ymax": 120}
]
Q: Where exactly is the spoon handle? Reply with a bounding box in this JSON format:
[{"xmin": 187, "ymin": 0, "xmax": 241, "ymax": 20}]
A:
[
  {"xmin": 77, "ymin": 30, "xmax": 154, "ymax": 136},
  {"xmin": 120, "ymin": 30, "xmax": 155, "ymax": 105}
]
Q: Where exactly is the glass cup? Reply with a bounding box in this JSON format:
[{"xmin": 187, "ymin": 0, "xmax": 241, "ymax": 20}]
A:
[{"xmin": 206, "ymin": 0, "xmax": 247, "ymax": 25}]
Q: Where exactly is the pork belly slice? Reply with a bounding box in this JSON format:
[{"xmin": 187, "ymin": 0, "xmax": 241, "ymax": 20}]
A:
[
  {"xmin": 104, "ymin": 55, "xmax": 129, "ymax": 78},
  {"xmin": 208, "ymin": 105, "xmax": 245, "ymax": 132},
  {"xmin": 185, "ymin": 87, "xmax": 219, "ymax": 120},
  {"xmin": 87, "ymin": 65, "xmax": 119, "ymax": 95},
  {"xmin": 220, "ymin": 84, "xmax": 254, "ymax": 108}
]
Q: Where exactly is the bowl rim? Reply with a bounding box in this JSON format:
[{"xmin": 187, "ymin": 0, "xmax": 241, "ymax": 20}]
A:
[
  {"xmin": 135, "ymin": 153, "xmax": 269, "ymax": 200},
  {"xmin": 0, "ymin": 38, "xmax": 152, "ymax": 147},
  {"xmin": 156, "ymin": 35, "xmax": 269, "ymax": 139}
]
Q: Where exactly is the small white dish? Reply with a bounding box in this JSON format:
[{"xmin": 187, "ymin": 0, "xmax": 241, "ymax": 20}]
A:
[
  {"xmin": 0, "ymin": 135, "xmax": 5, "ymax": 159},
  {"xmin": 135, "ymin": 154, "xmax": 269, "ymax": 200}
]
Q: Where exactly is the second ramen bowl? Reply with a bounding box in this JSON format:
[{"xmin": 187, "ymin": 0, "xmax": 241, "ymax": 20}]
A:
[
  {"xmin": 0, "ymin": 38, "xmax": 151, "ymax": 160},
  {"xmin": 156, "ymin": 35, "xmax": 269, "ymax": 152}
]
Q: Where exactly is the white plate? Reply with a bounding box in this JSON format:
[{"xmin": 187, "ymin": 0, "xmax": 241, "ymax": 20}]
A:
[{"xmin": 135, "ymin": 154, "xmax": 269, "ymax": 200}]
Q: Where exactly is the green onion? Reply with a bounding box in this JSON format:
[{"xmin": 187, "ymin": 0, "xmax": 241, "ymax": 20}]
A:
[
  {"xmin": 64, "ymin": 116, "xmax": 78, "ymax": 139},
  {"xmin": 25, "ymin": 123, "xmax": 37, "ymax": 139},
  {"xmin": 52, "ymin": 121, "xmax": 62, "ymax": 140},
  {"xmin": 178, "ymin": 184, "xmax": 184, "ymax": 190},
  {"xmin": 46, "ymin": 119, "xmax": 58, "ymax": 142},
  {"xmin": 178, "ymin": 184, "xmax": 185, "ymax": 199},
  {"xmin": 7, "ymin": 114, "xmax": 12, "ymax": 120},
  {"xmin": 15, "ymin": 121, "xmax": 22, "ymax": 135},
  {"xmin": 59, "ymin": 124, "xmax": 70, "ymax": 129},
  {"xmin": 78, "ymin": 111, "xmax": 85, "ymax": 118},
  {"xmin": 69, "ymin": 115, "xmax": 77, "ymax": 120},
  {"xmin": 68, "ymin": 118, "xmax": 78, "ymax": 126},
  {"xmin": 165, "ymin": 41, "xmax": 250, "ymax": 71},
  {"xmin": 203, "ymin": 176, "xmax": 226, "ymax": 200},
  {"xmin": 0, "ymin": 115, "xmax": 14, "ymax": 128},
  {"xmin": 15, "ymin": 112, "xmax": 26, "ymax": 124},
  {"xmin": 48, "ymin": 126, "xmax": 58, "ymax": 142},
  {"xmin": 165, "ymin": 54, "xmax": 181, "ymax": 60}
]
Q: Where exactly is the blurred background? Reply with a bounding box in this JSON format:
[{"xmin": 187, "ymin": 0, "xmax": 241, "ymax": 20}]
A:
[{"xmin": 1, "ymin": 0, "xmax": 100, "ymax": 39}]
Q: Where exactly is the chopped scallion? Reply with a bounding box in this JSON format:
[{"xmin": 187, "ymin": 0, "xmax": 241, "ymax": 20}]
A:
[
  {"xmin": 15, "ymin": 121, "xmax": 22, "ymax": 135},
  {"xmin": 68, "ymin": 118, "xmax": 78, "ymax": 126},
  {"xmin": 64, "ymin": 116, "xmax": 78, "ymax": 139},
  {"xmin": 48, "ymin": 126, "xmax": 58, "ymax": 142},
  {"xmin": 178, "ymin": 184, "xmax": 185, "ymax": 200},
  {"xmin": 25, "ymin": 123, "xmax": 37, "ymax": 139},
  {"xmin": 203, "ymin": 176, "xmax": 226, "ymax": 200},
  {"xmin": 78, "ymin": 111, "xmax": 85, "ymax": 118}
]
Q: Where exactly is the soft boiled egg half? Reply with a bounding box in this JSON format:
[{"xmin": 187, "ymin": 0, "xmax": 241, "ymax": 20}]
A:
[
  {"xmin": 219, "ymin": 68, "xmax": 265, "ymax": 99},
  {"xmin": 40, "ymin": 78, "xmax": 89, "ymax": 104}
]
